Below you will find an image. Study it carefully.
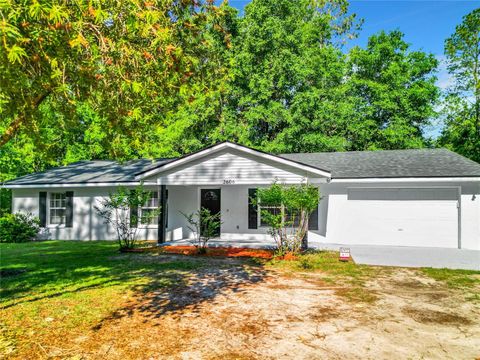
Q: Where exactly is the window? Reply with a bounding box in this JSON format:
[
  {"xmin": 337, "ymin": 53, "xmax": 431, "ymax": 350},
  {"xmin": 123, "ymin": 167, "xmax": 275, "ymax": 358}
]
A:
[
  {"xmin": 284, "ymin": 207, "xmax": 301, "ymax": 227},
  {"xmin": 140, "ymin": 191, "xmax": 159, "ymax": 225},
  {"xmin": 139, "ymin": 190, "xmax": 168, "ymax": 226},
  {"xmin": 49, "ymin": 192, "xmax": 66, "ymax": 225},
  {"xmin": 259, "ymin": 204, "xmax": 301, "ymax": 227},
  {"xmin": 259, "ymin": 204, "xmax": 281, "ymax": 227}
]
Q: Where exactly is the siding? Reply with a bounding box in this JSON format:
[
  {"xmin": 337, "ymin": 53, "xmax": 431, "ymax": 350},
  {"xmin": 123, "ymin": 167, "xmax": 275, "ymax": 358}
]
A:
[{"xmin": 150, "ymin": 150, "xmax": 310, "ymax": 185}]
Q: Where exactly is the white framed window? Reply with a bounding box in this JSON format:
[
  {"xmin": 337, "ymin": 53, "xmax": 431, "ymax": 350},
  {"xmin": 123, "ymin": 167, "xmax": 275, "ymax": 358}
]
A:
[
  {"xmin": 140, "ymin": 191, "xmax": 159, "ymax": 226},
  {"xmin": 284, "ymin": 207, "xmax": 301, "ymax": 227},
  {"xmin": 259, "ymin": 204, "xmax": 300, "ymax": 227},
  {"xmin": 259, "ymin": 204, "xmax": 281, "ymax": 227},
  {"xmin": 49, "ymin": 192, "xmax": 66, "ymax": 225}
]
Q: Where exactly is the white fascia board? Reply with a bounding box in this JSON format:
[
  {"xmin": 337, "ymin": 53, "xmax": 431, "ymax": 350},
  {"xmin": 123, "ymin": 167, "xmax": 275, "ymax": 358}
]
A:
[
  {"xmin": 136, "ymin": 142, "xmax": 331, "ymax": 180},
  {"xmin": 2, "ymin": 182, "xmax": 157, "ymax": 189},
  {"xmin": 330, "ymin": 177, "xmax": 480, "ymax": 183}
]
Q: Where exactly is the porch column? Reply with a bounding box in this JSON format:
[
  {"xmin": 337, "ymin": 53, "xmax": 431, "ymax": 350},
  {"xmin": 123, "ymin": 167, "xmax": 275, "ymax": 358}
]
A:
[{"xmin": 158, "ymin": 185, "xmax": 167, "ymax": 244}]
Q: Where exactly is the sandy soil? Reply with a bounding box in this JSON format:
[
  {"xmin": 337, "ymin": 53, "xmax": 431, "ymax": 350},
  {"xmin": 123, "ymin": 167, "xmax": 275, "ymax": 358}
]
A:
[{"xmin": 11, "ymin": 258, "xmax": 480, "ymax": 360}]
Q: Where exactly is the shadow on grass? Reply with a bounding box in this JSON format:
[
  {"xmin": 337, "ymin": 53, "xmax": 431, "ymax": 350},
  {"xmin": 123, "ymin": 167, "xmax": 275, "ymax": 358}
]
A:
[
  {"xmin": 93, "ymin": 260, "xmax": 267, "ymax": 329},
  {"xmin": 1, "ymin": 241, "xmax": 268, "ymax": 325}
]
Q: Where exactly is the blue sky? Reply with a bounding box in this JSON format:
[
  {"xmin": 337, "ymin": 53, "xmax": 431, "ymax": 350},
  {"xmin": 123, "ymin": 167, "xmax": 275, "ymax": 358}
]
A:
[
  {"xmin": 226, "ymin": 0, "xmax": 479, "ymax": 137},
  {"xmin": 227, "ymin": 1, "xmax": 479, "ymax": 56}
]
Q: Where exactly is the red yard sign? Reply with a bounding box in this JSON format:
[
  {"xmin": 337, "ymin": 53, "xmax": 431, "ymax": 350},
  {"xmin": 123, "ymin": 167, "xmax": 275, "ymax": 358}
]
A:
[{"xmin": 339, "ymin": 247, "xmax": 350, "ymax": 262}]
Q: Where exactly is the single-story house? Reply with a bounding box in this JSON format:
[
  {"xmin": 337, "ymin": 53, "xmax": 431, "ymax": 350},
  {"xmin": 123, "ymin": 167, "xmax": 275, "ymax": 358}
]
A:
[{"xmin": 3, "ymin": 141, "xmax": 480, "ymax": 250}]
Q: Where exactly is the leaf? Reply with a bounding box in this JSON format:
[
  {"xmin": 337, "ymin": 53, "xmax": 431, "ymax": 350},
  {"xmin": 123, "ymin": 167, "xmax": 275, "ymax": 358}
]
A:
[
  {"xmin": 7, "ymin": 45, "xmax": 27, "ymax": 64},
  {"xmin": 131, "ymin": 81, "xmax": 142, "ymax": 93},
  {"xmin": 48, "ymin": 4, "xmax": 68, "ymax": 23},
  {"xmin": 28, "ymin": 0, "xmax": 44, "ymax": 20},
  {"xmin": 69, "ymin": 33, "xmax": 89, "ymax": 48}
]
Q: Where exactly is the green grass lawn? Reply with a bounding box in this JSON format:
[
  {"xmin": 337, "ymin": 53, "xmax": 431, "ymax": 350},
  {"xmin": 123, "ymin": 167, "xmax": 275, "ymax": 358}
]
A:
[
  {"xmin": 0, "ymin": 241, "xmax": 207, "ymax": 309},
  {"xmin": 0, "ymin": 241, "xmax": 218, "ymax": 357}
]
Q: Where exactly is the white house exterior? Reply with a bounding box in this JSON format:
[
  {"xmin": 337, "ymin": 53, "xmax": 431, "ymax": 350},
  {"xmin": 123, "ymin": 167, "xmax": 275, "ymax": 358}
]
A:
[{"xmin": 4, "ymin": 142, "xmax": 480, "ymax": 250}]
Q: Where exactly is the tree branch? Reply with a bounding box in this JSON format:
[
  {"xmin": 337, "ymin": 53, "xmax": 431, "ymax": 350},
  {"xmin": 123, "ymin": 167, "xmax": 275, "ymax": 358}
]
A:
[{"xmin": 0, "ymin": 90, "xmax": 51, "ymax": 146}]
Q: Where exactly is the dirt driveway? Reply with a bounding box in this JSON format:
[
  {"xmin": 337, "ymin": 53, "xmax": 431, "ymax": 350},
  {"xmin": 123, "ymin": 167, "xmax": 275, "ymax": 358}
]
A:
[{"xmin": 65, "ymin": 256, "xmax": 480, "ymax": 360}]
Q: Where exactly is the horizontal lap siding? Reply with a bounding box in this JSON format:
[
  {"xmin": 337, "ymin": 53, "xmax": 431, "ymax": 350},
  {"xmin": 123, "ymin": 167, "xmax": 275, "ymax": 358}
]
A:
[{"xmin": 154, "ymin": 151, "xmax": 307, "ymax": 185}]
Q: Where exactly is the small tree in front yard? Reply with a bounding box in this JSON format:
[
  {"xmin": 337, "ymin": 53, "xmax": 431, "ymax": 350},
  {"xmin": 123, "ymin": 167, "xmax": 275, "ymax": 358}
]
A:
[
  {"xmin": 181, "ymin": 207, "xmax": 222, "ymax": 254},
  {"xmin": 94, "ymin": 185, "xmax": 159, "ymax": 250},
  {"xmin": 256, "ymin": 183, "xmax": 320, "ymax": 256}
]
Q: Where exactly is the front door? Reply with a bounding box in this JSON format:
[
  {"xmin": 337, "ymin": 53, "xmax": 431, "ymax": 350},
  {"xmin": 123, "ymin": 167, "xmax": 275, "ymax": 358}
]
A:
[{"xmin": 200, "ymin": 189, "xmax": 221, "ymax": 237}]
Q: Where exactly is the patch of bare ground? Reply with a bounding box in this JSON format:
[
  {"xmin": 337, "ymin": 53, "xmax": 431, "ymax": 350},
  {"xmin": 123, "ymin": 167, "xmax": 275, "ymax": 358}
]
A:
[{"xmin": 5, "ymin": 263, "xmax": 480, "ymax": 359}]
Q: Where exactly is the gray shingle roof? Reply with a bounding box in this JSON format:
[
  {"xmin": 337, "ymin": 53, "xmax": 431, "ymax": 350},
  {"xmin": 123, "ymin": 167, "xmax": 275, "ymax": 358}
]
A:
[
  {"xmin": 280, "ymin": 148, "xmax": 480, "ymax": 179},
  {"xmin": 4, "ymin": 147, "xmax": 480, "ymax": 186},
  {"xmin": 5, "ymin": 159, "xmax": 173, "ymax": 185}
]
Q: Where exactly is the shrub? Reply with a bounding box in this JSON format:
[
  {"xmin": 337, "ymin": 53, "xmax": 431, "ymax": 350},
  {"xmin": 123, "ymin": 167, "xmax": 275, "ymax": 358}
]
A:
[
  {"xmin": 94, "ymin": 185, "xmax": 159, "ymax": 250},
  {"xmin": 0, "ymin": 212, "xmax": 40, "ymax": 243},
  {"xmin": 256, "ymin": 183, "xmax": 320, "ymax": 256},
  {"xmin": 181, "ymin": 207, "xmax": 222, "ymax": 254}
]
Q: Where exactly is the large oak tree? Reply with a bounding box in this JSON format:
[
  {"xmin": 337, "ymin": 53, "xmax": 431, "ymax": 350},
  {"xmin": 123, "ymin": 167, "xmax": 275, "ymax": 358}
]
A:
[{"xmin": 0, "ymin": 0, "xmax": 235, "ymax": 157}]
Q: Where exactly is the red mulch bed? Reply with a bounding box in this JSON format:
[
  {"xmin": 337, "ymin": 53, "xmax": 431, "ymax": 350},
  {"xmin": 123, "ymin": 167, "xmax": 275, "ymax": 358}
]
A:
[{"xmin": 160, "ymin": 245, "xmax": 274, "ymax": 259}]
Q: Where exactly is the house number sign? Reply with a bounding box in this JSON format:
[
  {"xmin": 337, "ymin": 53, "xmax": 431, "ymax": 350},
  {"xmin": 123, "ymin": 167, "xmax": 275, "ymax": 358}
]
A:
[{"xmin": 223, "ymin": 179, "xmax": 236, "ymax": 185}]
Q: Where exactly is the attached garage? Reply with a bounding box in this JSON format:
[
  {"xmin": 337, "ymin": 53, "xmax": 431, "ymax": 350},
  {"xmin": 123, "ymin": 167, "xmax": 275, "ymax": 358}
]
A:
[{"xmin": 336, "ymin": 187, "xmax": 460, "ymax": 248}]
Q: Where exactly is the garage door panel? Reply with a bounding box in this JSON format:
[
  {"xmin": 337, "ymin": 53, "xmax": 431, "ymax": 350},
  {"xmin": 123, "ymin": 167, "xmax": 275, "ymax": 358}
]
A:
[{"xmin": 337, "ymin": 188, "xmax": 458, "ymax": 248}]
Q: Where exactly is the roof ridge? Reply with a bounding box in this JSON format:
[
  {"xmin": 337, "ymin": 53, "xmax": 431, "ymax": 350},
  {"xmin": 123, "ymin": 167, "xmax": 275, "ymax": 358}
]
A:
[{"xmin": 280, "ymin": 148, "xmax": 447, "ymax": 156}]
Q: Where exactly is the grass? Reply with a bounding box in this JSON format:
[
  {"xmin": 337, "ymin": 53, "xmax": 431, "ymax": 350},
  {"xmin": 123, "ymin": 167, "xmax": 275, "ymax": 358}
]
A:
[
  {"xmin": 0, "ymin": 241, "xmax": 219, "ymax": 357},
  {"xmin": 264, "ymin": 250, "xmax": 383, "ymax": 303},
  {"xmin": 266, "ymin": 250, "xmax": 378, "ymax": 279},
  {"xmin": 420, "ymin": 267, "xmax": 480, "ymax": 302},
  {"xmin": 0, "ymin": 241, "xmax": 206, "ymax": 309},
  {"xmin": 420, "ymin": 268, "xmax": 480, "ymax": 289}
]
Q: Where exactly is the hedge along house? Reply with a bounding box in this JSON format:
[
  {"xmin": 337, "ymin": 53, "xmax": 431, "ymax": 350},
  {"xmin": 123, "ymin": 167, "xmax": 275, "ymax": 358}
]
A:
[{"xmin": 3, "ymin": 142, "xmax": 480, "ymax": 250}]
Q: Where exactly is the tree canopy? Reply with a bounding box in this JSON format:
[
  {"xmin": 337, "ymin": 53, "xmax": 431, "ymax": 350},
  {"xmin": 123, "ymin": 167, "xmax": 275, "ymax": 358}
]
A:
[
  {"xmin": 439, "ymin": 8, "xmax": 480, "ymax": 162},
  {"xmin": 0, "ymin": 0, "xmax": 478, "ymax": 200}
]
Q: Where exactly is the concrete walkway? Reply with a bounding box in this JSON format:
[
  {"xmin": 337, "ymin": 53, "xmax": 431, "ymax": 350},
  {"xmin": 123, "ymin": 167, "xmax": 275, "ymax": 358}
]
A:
[{"xmin": 311, "ymin": 243, "xmax": 480, "ymax": 271}]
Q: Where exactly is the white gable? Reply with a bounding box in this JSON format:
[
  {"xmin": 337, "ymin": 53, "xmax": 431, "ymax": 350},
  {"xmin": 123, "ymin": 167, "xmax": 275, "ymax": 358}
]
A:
[{"xmin": 145, "ymin": 150, "xmax": 324, "ymax": 185}]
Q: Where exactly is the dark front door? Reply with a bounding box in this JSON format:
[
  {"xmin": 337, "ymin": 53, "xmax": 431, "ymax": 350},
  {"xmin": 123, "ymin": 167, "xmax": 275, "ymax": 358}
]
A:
[{"xmin": 200, "ymin": 188, "xmax": 221, "ymax": 237}]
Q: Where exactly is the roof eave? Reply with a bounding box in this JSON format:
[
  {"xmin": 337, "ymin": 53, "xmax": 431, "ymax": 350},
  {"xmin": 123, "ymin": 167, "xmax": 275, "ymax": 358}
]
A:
[{"xmin": 330, "ymin": 176, "xmax": 480, "ymax": 183}]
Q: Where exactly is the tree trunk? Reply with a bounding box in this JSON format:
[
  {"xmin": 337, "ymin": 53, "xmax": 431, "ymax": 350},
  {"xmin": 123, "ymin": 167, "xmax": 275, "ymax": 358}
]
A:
[
  {"xmin": 301, "ymin": 211, "xmax": 309, "ymax": 251},
  {"xmin": 0, "ymin": 91, "xmax": 51, "ymax": 146}
]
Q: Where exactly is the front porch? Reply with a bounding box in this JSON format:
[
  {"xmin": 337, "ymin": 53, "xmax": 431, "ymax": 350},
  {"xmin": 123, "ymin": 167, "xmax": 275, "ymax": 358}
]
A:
[{"xmin": 135, "ymin": 142, "xmax": 329, "ymax": 244}]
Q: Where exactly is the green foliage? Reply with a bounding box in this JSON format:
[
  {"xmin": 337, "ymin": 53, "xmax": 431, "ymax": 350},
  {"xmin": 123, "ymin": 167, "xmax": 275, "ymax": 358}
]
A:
[
  {"xmin": 94, "ymin": 184, "xmax": 158, "ymax": 249},
  {"xmin": 439, "ymin": 95, "xmax": 480, "ymax": 163},
  {"xmin": 0, "ymin": 188, "xmax": 11, "ymax": 216},
  {"xmin": 347, "ymin": 30, "xmax": 439, "ymax": 150},
  {"xmin": 256, "ymin": 183, "xmax": 320, "ymax": 255},
  {"xmin": 439, "ymin": 8, "xmax": 480, "ymax": 162},
  {"xmin": 221, "ymin": 0, "xmax": 361, "ymax": 152},
  {"xmin": 181, "ymin": 207, "xmax": 222, "ymax": 253},
  {"xmin": 0, "ymin": 0, "xmax": 236, "ymax": 158},
  {"xmin": 3, "ymin": 0, "xmax": 477, "ymax": 188},
  {"xmin": 0, "ymin": 213, "xmax": 40, "ymax": 243}
]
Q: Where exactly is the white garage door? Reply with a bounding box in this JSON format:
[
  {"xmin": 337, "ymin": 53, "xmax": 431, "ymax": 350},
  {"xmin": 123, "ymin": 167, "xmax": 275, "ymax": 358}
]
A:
[{"xmin": 338, "ymin": 188, "xmax": 459, "ymax": 248}]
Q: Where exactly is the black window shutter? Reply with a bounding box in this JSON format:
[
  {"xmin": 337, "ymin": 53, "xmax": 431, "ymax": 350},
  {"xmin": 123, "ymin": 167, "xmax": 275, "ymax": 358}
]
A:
[
  {"xmin": 248, "ymin": 188, "xmax": 258, "ymax": 229},
  {"xmin": 130, "ymin": 190, "xmax": 138, "ymax": 228},
  {"xmin": 39, "ymin": 192, "xmax": 47, "ymax": 227},
  {"xmin": 165, "ymin": 189, "xmax": 168, "ymax": 228},
  {"xmin": 65, "ymin": 191, "xmax": 74, "ymax": 228},
  {"xmin": 308, "ymin": 206, "xmax": 318, "ymax": 230}
]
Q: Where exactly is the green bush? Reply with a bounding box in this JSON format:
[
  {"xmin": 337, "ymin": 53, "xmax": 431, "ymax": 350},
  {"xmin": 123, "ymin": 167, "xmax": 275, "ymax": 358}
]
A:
[{"xmin": 0, "ymin": 213, "xmax": 40, "ymax": 243}]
